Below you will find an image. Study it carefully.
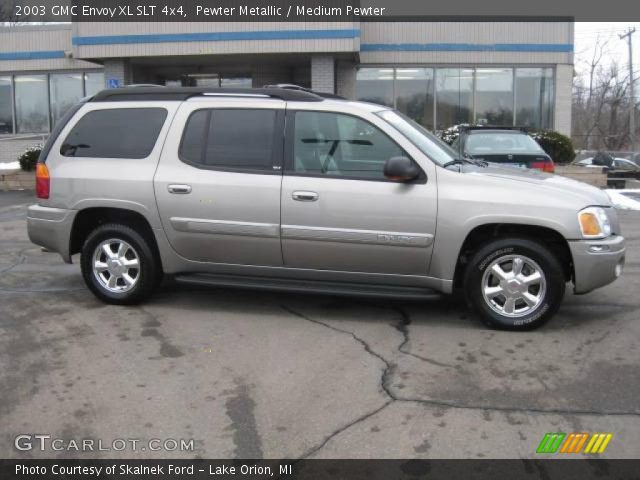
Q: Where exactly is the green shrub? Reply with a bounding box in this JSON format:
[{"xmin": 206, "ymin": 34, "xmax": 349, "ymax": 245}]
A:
[
  {"xmin": 529, "ymin": 130, "xmax": 575, "ymax": 165},
  {"xmin": 437, "ymin": 124, "xmax": 473, "ymax": 145},
  {"xmin": 18, "ymin": 144, "xmax": 43, "ymax": 172}
]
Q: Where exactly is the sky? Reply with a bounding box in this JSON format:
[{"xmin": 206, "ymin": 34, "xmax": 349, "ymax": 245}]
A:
[{"xmin": 574, "ymin": 22, "xmax": 640, "ymax": 81}]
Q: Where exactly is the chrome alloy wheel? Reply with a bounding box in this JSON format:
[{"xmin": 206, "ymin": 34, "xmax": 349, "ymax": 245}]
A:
[
  {"xmin": 481, "ymin": 254, "xmax": 546, "ymax": 318},
  {"xmin": 92, "ymin": 239, "xmax": 140, "ymax": 293}
]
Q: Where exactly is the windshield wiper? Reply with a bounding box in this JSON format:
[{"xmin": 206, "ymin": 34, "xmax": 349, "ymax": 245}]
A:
[{"xmin": 443, "ymin": 157, "xmax": 488, "ymax": 168}]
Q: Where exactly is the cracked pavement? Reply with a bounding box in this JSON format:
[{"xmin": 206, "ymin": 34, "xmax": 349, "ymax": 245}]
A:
[{"xmin": 1, "ymin": 190, "xmax": 639, "ymax": 459}]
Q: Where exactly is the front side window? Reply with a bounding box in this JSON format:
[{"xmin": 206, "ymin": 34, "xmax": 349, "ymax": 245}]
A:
[
  {"xmin": 61, "ymin": 108, "xmax": 167, "ymax": 158},
  {"xmin": 179, "ymin": 109, "xmax": 277, "ymax": 171},
  {"xmin": 291, "ymin": 111, "xmax": 405, "ymax": 180}
]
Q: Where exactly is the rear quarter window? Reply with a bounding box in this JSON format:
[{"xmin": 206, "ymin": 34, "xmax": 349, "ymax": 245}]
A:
[{"xmin": 60, "ymin": 108, "xmax": 167, "ymax": 158}]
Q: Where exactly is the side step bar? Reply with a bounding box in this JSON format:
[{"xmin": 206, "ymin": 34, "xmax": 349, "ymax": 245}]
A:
[{"xmin": 174, "ymin": 273, "xmax": 441, "ymax": 300}]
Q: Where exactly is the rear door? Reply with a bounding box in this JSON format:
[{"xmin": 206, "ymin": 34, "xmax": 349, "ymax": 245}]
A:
[{"xmin": 154, "ymin": 98, "xmax": 285, "ymax": 266}]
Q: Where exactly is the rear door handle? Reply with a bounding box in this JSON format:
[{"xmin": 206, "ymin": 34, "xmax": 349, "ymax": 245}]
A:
[
  {"xmin": 168, "ymin": 184, "xmax": 192, "ymax": 194},
  {"xmin": 292, "ymin": 191, "xmax": 319, "ymax": 202}
]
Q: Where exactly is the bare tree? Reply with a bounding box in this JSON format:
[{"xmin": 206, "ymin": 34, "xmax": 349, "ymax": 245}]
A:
[
  {"xmin": 0, "ymin": 0, "xmax": 31, "ymax": 25},
  {"xmin": 573, "ymin": 48, "xmax": 639, "ymax": 152}
]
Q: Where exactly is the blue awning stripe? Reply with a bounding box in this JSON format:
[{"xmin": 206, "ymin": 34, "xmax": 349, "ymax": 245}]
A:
[
  {"xmin": 0, "ymin": 50, "xmax": 67, "ymax": 61},
  {"xmin": 361, "ymin": 43, "xmax": 573, "ymax": 52},
  {"xmin": 73, "ymin": 29, "xmax": 361, "ymax": 45}
]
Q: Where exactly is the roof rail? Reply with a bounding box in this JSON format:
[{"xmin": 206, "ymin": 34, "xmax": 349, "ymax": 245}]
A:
[
  {"xmin": 263, "ymin": 83, "xmax": 345, "ymax": 100},
  {"xmin": 90, "ymin": 86, "xmax": 324, "ymax": 102}
]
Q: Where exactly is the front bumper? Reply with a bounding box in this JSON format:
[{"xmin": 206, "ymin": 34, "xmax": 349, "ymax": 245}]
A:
[
  {"xmin": 27, "ymin": 204, "xmax": 77, "ymax": 263},
  {"xmin": 569, "ymin": 235, "xmax": 625, "ymax": 294}
]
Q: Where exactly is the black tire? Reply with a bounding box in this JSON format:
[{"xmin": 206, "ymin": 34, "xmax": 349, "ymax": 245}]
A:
[
  {"xmin": 463, "ymin": 238, "xmax": 565, "ymax": 331},
  {"xmin": 80, "ymin": 223, "xmax": 160, "ymax": 305}
]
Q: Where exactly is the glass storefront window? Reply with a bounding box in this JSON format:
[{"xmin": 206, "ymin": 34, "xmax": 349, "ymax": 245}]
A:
[
  {"xmin": 435, "ymin": 68, "xmax": 474, "ymax": 130},
  {"xmin": 50, "ymin": 73, "xmax": 84, "ymax": 127},
  {"xmin": 356, "ymin": 68, "xmax": 394, "ymax": 107},
  {"xmin": 0, "ymin": 77, "xmax": 12, "ymax": 134},
  {"xmin": 515, "ymin": 68, "xmax": 554, "ymax": 130},
  {"xmin": 15, "ymin": 75, "xmax": 48, "ymax": 134},
  {"xmin": 395, "ymin": 68, "xmax": 434, "ymax": 130},
  {"xmin": 475, "ymin": 68, "xmax": 513, "ymax": 126},
  {"xmin": 85, "ymin": 72, "xmax": 105, "ymax": 96}
]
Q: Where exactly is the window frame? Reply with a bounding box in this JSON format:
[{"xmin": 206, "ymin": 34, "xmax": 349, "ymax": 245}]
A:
[
  {"xmin": 60, "ymin": 107, "xmax": 168, "ymax": 159},
  {"xmin": 177, "ymin": 107, "xmax": 285, "ymax": 175},
  {"xmin": 284, "ymin": 109, "xmax": 426, "ymax": 184}
]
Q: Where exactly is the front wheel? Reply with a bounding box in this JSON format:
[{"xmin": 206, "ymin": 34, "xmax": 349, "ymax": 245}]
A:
[
  {"xmin": 80, "ymin": 223, "xmax": 159, "ymax": 305},
  {"xmin": 463, "ymin": 238, "xmax": 565, "ymax": 330}
]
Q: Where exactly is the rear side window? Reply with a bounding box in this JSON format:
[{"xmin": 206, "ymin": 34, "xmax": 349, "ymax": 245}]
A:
[
  {"xmin": 60, "ymin": 108, "xmax": 167, "ymax": 158},
  {"xmin": 179, "ymin": 109, "xmax": 278, "ymax": 171}
]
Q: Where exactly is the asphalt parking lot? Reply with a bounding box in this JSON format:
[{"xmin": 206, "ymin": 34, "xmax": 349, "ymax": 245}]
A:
[{"xmin": 0, "ymin": 190, "xmax": 639, "ymax": 459}]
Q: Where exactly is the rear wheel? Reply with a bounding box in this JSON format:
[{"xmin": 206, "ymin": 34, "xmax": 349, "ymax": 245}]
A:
[
  {"xmin": 80, "ymin": 223, "xmax": 159, "ymax": 304},
  {"xmin": 463, "ymin": 238, "xmax": 565, "ymax": 330}
]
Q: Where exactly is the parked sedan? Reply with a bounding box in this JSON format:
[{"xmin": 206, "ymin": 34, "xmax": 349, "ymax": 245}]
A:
[
  {"xmin": 451, "ymin": 127, "xmax": 555, "ymax": 173},
  {"xmin": 574, "ymin": 157, "xmax": 640, "ymax": 172}
]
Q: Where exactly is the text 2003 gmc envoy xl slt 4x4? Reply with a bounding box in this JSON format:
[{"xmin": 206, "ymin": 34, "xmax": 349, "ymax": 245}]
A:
[{"xmin": 27, "ymin": 86, "xmax": 626, "ymax": 330}]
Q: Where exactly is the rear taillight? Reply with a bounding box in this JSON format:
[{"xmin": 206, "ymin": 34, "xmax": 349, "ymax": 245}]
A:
[
  {"xmin": 35, "ymin": 163, "xmax": 50, "ymax": 199},
  {"xmin": 531, "ymin": 161, "xmax": 555, "ymax": 173}
]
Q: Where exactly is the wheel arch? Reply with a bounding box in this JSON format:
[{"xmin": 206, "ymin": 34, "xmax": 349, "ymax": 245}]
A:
[
  {"xmin": 70, "ymin": 207, "xmax": 163, "ymax": 272},
  {"xmin": 453, "ymin": 223, "xmax": 574, "ymax": 289}
]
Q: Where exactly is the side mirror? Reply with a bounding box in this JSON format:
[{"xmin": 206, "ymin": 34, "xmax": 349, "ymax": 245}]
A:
[{"xmin": 384, "ymin": 156, "xmax": 420, "ymax": 182}]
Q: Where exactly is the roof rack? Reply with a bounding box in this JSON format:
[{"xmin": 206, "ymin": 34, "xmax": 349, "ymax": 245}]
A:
[
  {"xmin": 263, "ymin": 83, "xmax": 345, "ymax": 100},
  {"xmin": 90, "ymin": 86, "xmax": 325, "ymax": 102}
]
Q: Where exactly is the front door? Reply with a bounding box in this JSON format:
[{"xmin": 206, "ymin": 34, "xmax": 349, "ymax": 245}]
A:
[
  {"xmin": 154, "ymin": 99, "xmax": 284, "ymax": 266},
  {"xmin": 280, "ymin": 109, "xmax": 437, "ymax": 276}
]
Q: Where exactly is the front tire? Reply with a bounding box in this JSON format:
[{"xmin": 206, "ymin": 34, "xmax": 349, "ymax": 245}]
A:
[
  {"xmin": 80, "ymin": 223, "xmax": 159, "ymax": 305},
  {"xmin": 463, "ymin": 238, "xmax": 565, "ymax": 330}
]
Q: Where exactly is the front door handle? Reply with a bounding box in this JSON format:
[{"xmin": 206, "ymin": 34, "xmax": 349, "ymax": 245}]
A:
[
  {"xmin": 168, "ymin": 184, "xmax": 192, "ymax": 194},
  {"xmin": 292, "ymin": 191, "xmax": 319, "ymax": 202}
]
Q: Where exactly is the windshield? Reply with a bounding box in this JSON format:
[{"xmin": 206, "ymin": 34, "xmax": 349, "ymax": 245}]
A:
[
  {"xmin": 465, "ymin": 132, "xmax": 544, "ymax": 155},
  {"xmin": 377, "ymin": 110, "xmax": 457, "ymax": 166}
]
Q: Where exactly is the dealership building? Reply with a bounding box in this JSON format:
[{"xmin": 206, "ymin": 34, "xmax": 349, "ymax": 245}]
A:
[{"xmin": 0, "ymin": 21, "xmax": 573, "ymax": 140}]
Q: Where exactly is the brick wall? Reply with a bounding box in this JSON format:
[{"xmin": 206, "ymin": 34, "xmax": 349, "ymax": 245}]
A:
[
  {"xmin": 554, "ymin": 64, "xmax": 573, "ymax": 136},
  {"xmin": 336, "ymin": 61, "xmax": 357, "ymax": 99},
  {"xmin": 103, "ymin": 59, "xmax": 132, "ymax": 87},
  {"xmin": 311, "ymin": 55, "xmax": 335, "ymax": 94}
]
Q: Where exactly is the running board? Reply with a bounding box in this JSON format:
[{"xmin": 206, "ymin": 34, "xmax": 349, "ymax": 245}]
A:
[{"xmin": 174, "ymin": 273, "xmax": 441, "ymax": 300}]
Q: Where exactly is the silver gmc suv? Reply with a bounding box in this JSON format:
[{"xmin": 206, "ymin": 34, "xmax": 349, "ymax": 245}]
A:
[{"xmin": 27, "ymin": 86, "xmax": 625, "ymax": 330}]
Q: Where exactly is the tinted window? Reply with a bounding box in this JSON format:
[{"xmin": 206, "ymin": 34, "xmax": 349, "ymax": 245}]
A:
[
  {"xmin": 465, "ymin": 133, "xmax": 544, "ymax": 155},
  {"xmin": 292, "ymin": 111, "xmax": 405, "ymax": 180},
  {"xmin": 61, "ymin": 108, "xmax": 167, "ymax": 158},
  {"xmin": 179, "ymin": 109, "xmax": 276, "ymax": 170}
]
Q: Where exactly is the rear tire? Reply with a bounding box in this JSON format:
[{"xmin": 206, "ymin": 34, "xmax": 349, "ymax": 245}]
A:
[
  {"xmin": 80, "ymin": 223, "xmax": 159, "ymax": 305},
  {"xmin": 463, "ymin": 238, "xmax": 565, "ymax": 330}
]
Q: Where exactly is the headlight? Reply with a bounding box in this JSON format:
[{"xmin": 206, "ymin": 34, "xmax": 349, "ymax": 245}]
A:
[{"xmin": 578, "ymin": 207, "xmax": 612, "ymax": 238}]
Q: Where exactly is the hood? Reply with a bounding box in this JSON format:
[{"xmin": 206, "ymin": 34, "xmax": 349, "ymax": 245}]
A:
[{"xmin": 460, "ymin": 164, "xmax": 612, "ymax": 207}]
